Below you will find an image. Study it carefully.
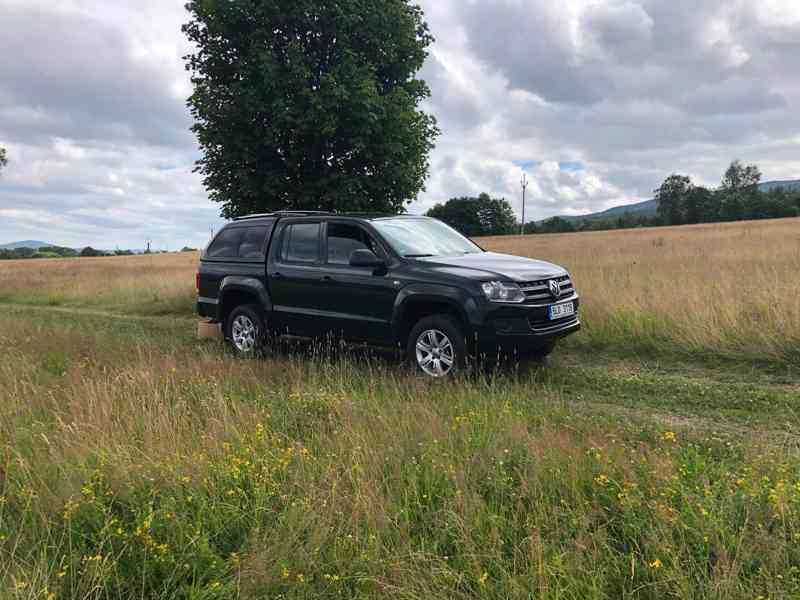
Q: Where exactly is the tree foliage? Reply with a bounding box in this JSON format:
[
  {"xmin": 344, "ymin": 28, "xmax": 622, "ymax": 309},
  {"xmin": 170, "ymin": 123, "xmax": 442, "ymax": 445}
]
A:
[
  {"xmin": 650, "ymin": 161, "xmax": 796, "ymax": 227},
  {"xmin": 0, "ymin": 146, "xmax": 7, "ymax": 174},
  {"xmin": 80, "ymin": 247, "xmax": 106, "ymax": 258},
  {"xmin": 654, "ymin": 174, "xmax": 692, "ymax": 225},
  {"xmin": 183, "ymin": 0, "xmax": 439, "ymax": 218},
  {"xmin": 427, "ymin": 193, "xmax": 516, "ymax": 236},
  {"xmin": 721, "ymin": 160, "xmax": 761, "ymax": 193}
]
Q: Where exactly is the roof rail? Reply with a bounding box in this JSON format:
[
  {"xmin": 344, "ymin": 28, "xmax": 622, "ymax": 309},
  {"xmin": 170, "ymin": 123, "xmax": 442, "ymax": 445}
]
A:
[{"xmin": 233, "ymin": 211, "xmax": 333, "ymax": 221}]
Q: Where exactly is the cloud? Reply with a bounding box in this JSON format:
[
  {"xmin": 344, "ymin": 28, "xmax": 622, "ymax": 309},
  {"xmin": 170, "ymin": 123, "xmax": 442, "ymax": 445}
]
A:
[
  {"xmin": 2, "ymin": 0, "xmax": 800, "ymax": 246},
  {"xmin": 415, "ymin": 0, "xmax": 800, "ymax": 216}
]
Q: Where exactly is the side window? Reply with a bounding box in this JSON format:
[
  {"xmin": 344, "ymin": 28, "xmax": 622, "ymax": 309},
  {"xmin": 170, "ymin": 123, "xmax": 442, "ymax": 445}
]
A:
[
  {"xmin": 206, "ymin": 228, "xmax": 245, "ymax": 258},
  {"xmin": 238, "ymin": 226, "xmax": 269, "ymax": 259},
  {"xmin": 327, "ymin": 223, "xmax": 379, "ymax": 265},
  {"xmin": 280, "ymin": 223, "xmax": 321, "ymax": 263}
]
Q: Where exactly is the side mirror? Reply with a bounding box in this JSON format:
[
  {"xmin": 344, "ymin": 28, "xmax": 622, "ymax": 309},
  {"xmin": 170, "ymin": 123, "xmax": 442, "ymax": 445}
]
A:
[{"xmin": 349, "ymin": 249, "xmax": 386, "ymax": 268}]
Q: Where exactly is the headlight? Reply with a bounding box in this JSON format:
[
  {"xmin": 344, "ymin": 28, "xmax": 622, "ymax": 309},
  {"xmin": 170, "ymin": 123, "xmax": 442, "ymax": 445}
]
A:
[{"xmin": 481, "ymin": 281, "xmax": 526, "ymax": 303}]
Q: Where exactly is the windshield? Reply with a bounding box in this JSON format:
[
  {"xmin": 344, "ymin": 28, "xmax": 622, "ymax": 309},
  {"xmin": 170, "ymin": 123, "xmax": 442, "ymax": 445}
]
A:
[{"xmin": 372, "ymin": 217, "xmax": 483, "ymax": 258}]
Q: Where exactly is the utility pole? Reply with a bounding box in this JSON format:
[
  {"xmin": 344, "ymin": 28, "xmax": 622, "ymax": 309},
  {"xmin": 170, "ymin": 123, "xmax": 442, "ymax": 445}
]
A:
[{"xmin": 520, "ymin": 172, "xmax": 528, "ymax": 236}]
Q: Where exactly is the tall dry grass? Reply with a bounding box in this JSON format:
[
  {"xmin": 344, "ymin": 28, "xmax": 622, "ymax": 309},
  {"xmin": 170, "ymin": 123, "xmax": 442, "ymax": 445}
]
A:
[
  {"xmin": 482, "ymin": 218, "xmax": 800, "ymax": 363},
  {"xmin": 1, "ymin": 218, "xmax": 798, "ymax": 361},
  {"xmin": 0, "ymin": 252, "xmax": 198, "ymax": 316}
]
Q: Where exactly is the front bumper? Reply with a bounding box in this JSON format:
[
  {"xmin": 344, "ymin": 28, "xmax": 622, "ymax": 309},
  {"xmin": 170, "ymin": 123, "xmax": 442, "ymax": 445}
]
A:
[{"xmin": 471, "ymin": 293, "xmax": 581, "ymax": 351}]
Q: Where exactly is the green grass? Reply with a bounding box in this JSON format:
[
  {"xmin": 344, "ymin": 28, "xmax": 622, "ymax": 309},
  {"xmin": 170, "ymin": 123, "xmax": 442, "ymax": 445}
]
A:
[{"xmin": 2, "ymin": 306, "xmax": 800, "ymax": 599}]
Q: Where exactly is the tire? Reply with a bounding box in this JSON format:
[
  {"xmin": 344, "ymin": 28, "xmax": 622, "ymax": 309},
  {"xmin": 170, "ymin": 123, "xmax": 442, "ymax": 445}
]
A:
[
  {"xmin": 407, "ymin": 314, "xmax": 467, "ymax": 378},
  {"xmin": 224, "ymin": 304, "xmax": 267, "ymax": 356}
]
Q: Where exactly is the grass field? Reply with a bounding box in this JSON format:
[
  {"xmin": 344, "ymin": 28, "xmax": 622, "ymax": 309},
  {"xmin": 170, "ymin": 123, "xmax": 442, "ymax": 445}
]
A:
[{"xmin": 1, "ymin": 218, "xmax": 800, "ymax": 599}]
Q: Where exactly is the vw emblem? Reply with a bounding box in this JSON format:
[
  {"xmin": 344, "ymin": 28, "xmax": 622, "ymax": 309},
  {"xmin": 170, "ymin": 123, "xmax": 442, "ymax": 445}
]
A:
[{"xmin": 548, "ymin": 279, "xmax": 562, "ymax": 299}]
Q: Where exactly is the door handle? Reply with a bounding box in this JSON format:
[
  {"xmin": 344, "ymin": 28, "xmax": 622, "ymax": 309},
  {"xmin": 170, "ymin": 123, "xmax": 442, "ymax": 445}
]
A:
[
  {"xmin": 272, "ymin": 271, "xmax": 282, "ymax": 278},
  {"xmin": 322, "ymin": 275, "xmax": 333, "ymax": 281}
]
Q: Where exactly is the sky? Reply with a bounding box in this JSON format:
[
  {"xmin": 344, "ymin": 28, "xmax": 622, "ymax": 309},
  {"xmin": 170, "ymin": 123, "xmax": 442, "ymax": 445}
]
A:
[{"xmin": 1, "ymin": 0, "xmax": 800, "ymax": 249}]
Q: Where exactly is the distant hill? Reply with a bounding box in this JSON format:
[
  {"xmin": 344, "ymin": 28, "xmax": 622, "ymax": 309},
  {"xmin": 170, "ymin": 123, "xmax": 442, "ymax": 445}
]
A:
[
  {"xmin": 0, "ymin": 240, "xmax": 56, "ymax": 250},
  {"xmin": 556, "ymin": 179, "xmax": 800, "ymax": 223}
]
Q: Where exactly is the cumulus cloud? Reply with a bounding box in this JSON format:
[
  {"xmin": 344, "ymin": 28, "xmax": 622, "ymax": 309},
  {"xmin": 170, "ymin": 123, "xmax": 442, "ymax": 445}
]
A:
[{"xmin": 1, "ymin": 0, "xmax": 800, "ymax": 247}]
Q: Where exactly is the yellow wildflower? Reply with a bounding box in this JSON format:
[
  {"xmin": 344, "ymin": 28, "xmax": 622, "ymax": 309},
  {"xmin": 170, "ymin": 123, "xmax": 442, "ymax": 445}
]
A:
[
  {"xmin": 662, "ymin": 431, "xmax": 676, "ymax": 443},
  {"xmin": 649, "ymin": 559, "xmax": 663, "ymax": 569},
  {"xmin": 479, "ymin": 572, "xmax": 489, "ymax": 585}
]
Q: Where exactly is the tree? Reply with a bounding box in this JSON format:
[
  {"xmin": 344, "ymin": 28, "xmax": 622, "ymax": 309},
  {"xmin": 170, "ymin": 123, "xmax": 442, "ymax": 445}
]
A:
[
  {"xmin": 685, "ymin": 186, "xmax": 716, "ymax": 223},
  {"xmin": 746, "ymin": 188, "xmax": 799, "ymax": 220},
  {"xmin": 654, "ymin": 174, "xmax": 692, "ymax": 225},
  {"xmin": 0, "ymin": 147, "xmax": 7, "ymax": 174},
  {"xmin": 475, "ymin": 193, "xmax": 517, "ymax": 236},
  {"xmin": 427, "ymin": 194, "xmax": 517, "ymax": 236},
  {"xmin": 427, "ymin": 197, "xmax": 483, "ymax": 236},
  {"xmin": 80, "ymin": 247, "xmax": 105, "ymax": 258},
  {"xmin": 183, "ymin": 0, "xmax": 439, "ymax": 218},
  {"xmin": 721, "ymin": 160, "xmax": 761, "ymax": 193}
]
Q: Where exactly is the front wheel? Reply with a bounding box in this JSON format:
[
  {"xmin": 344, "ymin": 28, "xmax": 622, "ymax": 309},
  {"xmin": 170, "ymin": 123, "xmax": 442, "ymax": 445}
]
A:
[
  {"xmin": 225, "ymin": 304, "xmax": 267, "ymax": 356},
  {"xmin": 407, "ymin": 315, "xmax": 467, "ymax": 378}
]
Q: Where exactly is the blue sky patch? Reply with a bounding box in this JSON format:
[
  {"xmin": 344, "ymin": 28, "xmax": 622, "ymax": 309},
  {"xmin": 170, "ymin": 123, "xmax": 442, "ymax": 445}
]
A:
[{"xmin": 513, "ymin": 159, "xmax": 540, "ymax": 171}]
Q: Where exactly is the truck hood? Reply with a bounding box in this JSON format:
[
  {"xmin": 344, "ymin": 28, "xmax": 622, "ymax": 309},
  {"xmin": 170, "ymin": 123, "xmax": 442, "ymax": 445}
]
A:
[{"xmin": 414, "ymin": 252, "xmax": 568, "ymax": 282}]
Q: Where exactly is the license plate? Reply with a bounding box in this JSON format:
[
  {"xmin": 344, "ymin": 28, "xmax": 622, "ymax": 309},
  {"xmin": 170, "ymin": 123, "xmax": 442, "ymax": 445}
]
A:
[{"xmin": 548, "ymin": 302, "xmax": 575, "ymax": 320}]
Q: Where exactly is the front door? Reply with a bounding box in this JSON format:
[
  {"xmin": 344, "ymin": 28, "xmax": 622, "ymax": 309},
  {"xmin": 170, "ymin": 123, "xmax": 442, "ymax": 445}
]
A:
[{"xmin": 316, "ymin": 222, "xmax": 399, "ymax": 342}]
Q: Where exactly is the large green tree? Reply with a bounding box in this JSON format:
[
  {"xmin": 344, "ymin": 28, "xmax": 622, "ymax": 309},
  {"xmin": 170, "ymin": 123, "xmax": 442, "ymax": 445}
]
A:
[
  {"xmin": 427, "ymin": 193, "xmax": 517, "ymax": 236},
  {"xmin": 183, "ymin": 0, "xmax": 439, "ymax": 218}
]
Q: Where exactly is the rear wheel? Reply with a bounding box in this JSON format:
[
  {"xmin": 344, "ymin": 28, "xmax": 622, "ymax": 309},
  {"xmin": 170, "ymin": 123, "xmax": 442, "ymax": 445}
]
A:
[
  {"xmin": 225, "ymin": 304, "xmax": 266, "ymax": 356},
  {"xmin": 407, "ymin": 315, "xmax": 467, "ymax": 378}
]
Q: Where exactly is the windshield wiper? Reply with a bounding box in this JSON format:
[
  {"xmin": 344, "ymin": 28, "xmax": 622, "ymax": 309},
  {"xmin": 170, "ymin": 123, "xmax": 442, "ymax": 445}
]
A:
[{"xmin": 404, "ymin": 253, "xmax": 435, "ymax": 258}]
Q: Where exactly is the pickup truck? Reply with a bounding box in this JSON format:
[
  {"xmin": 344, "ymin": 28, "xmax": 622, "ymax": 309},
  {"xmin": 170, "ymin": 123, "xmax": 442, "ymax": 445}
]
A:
[{"xmin": 197, "ymin": 211, "xmax": 580, "ymax": 377}]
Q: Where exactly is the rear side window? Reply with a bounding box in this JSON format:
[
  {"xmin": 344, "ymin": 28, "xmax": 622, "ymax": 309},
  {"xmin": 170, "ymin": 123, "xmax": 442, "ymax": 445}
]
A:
[
  {"xmin": 238, "ymin": 226, "xmax": 269, "ymax": 259},
  {"xmin": 206, "ymin": 225, "xmax": 272, "ymax": 259},
  {"xmin": 280, "ymin": 223, "xmax": 321, "ymax": 263},
  {"xmin": 206, "ymin": 228, "xmax": 243, "ymax": 258}
]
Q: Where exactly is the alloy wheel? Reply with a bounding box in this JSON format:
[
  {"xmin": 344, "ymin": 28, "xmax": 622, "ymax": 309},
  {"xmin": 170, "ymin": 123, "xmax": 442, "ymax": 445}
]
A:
[
  {"xmin": 415, "ymin": 329, "xmax": 455, "ymax": 377},
  {"xmin": 231, "ymin": 314, "xmax": 257, "ymax": 353}
]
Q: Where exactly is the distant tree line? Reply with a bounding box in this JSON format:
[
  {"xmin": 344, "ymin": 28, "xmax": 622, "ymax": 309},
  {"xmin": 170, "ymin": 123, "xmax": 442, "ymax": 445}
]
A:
[
  {"xmin": 1, "ymin": 247, "xmax": 147, "ymax": 261},
  {"xmin": 426, "ymin": 161, "xmax": 800, "ymax": 238},
  {"xmin": 653, "ymin": 161, "xmax": 799, "ymax": 226}
]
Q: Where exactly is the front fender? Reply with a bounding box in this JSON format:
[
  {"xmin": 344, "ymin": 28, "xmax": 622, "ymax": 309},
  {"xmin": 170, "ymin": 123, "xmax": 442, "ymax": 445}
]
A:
[{"xmin": 391, "ymin": 283, "xmax": 481, "ymax": 342}]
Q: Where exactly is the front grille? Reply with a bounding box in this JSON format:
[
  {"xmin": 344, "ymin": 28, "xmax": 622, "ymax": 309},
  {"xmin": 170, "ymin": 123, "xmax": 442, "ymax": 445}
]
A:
[{"xmin": 518, "ymin": 275, "xmax": 575, "ymax": 304}]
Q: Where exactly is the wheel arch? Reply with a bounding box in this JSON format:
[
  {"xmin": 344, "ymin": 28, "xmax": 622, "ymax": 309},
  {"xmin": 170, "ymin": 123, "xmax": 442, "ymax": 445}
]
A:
[
  {"xmin": 392, "ymin": 285, "xmax": 477, "ymax": 348},
  {"xmin": 219, "ymin": 277, "xmax": 271, "ymax": 324}
]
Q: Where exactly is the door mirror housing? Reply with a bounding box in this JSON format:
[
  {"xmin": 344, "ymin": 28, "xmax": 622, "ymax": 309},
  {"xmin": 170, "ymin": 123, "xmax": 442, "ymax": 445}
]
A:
[{"xmin": 349, "ymin": 249, "xmax": 386, "ymax": 268}]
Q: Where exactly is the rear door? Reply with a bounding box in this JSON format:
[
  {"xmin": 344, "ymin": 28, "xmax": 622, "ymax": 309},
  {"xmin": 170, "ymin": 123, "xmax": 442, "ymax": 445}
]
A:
[
  {"xmin": 267, "ymin": 219, "xmax": 327, "ymax": 336},
  {"xmin": 316, "ymin": 221, "xmax": 399, "ymax": 342}
]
